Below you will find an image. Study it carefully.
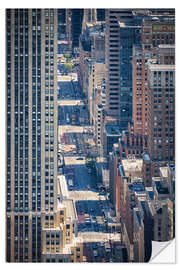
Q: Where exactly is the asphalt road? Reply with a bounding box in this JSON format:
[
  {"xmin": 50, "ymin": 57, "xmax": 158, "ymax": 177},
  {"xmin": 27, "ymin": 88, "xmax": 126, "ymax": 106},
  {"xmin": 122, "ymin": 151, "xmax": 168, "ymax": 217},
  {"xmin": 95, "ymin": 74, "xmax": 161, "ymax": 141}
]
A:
[
  {"xmin": 58, "ymin": 69, "xmax": 122, "ymax": 262},
  {"xmin": 58, "ymin": 104, "xmax": 89, "ymax": 126},
  {"xmin": 58, "ymin": 80, "xmax": 83, "ymax": 100},
  {"xmin": 58, "ymin": 77, "xmax": 103, "ymax": 227}
]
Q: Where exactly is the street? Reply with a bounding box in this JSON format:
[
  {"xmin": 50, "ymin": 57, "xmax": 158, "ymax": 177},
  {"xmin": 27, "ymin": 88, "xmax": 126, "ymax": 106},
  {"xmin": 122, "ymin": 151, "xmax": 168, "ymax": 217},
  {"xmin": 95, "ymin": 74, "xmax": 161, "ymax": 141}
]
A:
[{"xmin": 57, "ymin": 68, "xmax": 122, "ymax": 262}]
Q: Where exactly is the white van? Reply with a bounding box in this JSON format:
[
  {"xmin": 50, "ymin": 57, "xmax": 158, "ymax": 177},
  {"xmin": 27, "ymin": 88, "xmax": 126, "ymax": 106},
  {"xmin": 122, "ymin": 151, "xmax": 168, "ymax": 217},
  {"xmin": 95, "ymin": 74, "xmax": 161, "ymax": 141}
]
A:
[{"xmin": 93, "ymin": 250, "xmax": 98, "ymax": 257}]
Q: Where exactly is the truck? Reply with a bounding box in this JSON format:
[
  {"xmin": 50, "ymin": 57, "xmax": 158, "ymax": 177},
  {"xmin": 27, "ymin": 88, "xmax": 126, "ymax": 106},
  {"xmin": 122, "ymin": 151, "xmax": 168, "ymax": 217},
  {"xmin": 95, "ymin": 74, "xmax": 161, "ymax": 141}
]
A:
[
  {"xmin": 79, "ymin": 117, "xmax": 84, "ymax": 124},
  {"xmin": 96, "ymin": 216, "xmax": 104, "ymax": 226},
  {"xmin": 66, "ymin": 113, "xmax": 70, "ymax": 124},
  {"xmin": 72, "ymin": 114, "xmax": 75, "ymax": 125},
  {"xmin": 84, "ymin": 214, "xmax": 91, "ymax": 225},
  {"xmin": 87, "ymin": 168, "xmax": 92, "ymax": 174},
  {"xmin": 68, "ymin": 179, "xmax": 73, "ymax": 190},
  {"xmin": 105, "ymin": 242, "xmax": 111, "ymax": 253},
  {"xmin": 93, "ymin": 250, "xmax": 98, "ymax": 257}
]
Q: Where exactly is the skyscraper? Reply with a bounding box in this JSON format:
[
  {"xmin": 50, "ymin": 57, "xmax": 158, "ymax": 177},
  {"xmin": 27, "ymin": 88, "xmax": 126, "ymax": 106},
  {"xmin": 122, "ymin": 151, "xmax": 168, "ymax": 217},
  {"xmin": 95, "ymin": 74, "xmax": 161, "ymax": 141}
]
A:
[
  {"xmin": 132, "ymin": 14, "xmax": 175, "ymax": 136},
  {"xmin": 70, "ymin": 9, "xmax": 84, "ymax": 49},
  {"xmin": 146, "ymin": 45, "xmax": 175, "ymax": 176},
  {"xmin": 6, "ymin": 9, "xmax": 58, "ymax": 262},
  {"xmin": 97, "ymin": 9, "xmax": 105, "ymax": 21},
  {"xmin": 57, "ymin": 9, "xmax": 67, "ymax": 40},
  {"xmin": 105, "ymin": 9, "xmax": 142, "ymax": 131},
  {"xmin": 105, "ymin": 9, "xmax": 175, "ymax": 133}
]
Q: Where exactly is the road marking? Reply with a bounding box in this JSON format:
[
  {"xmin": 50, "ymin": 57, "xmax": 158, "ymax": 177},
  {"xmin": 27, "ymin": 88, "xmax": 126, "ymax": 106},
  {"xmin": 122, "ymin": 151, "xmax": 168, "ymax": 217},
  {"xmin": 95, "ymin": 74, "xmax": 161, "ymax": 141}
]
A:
[
  {"xmin": 69, "ymin": 190, "xmax": 99, "ymax": 201},
  {"xmin": 58, "ymin": 99, "xmax": 83, "ymax": 106},
  {"xmin": 78, "ymin": 232, "xmax": 121, "ymax": 242}
]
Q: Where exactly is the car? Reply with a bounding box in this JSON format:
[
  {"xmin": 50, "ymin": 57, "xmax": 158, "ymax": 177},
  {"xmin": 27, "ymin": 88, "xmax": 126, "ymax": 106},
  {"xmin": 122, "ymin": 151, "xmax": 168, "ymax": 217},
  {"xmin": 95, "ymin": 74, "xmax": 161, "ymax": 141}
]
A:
[
  {"xmin": 58, "ymin": 168, "xmax": 63, "ymax": 175},
  {"xmin": 87, "ymin": 168, "xmax": 92, "ymax": 174},
  {"xmin": 85, "ymin": 218, "xmax": 91, "ymax": 225},
  {"xmin": 93, "ymin": 250, "xmax": 98, "ymax": 257},
  {"xmin": 94, "ymin": 226, "xmax": 99, "ymax": 232},
  {"xmin": 76, "ymin": 157, "xmax": 83, "ymax": 160}
]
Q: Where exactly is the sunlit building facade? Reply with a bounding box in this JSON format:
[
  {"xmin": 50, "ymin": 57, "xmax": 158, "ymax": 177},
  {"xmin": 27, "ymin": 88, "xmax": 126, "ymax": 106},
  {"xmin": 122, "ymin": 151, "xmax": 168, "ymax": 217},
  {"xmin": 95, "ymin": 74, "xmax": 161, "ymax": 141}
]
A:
[{"xmin": 6, "ymin": 8, "xmax": 58, "ymax": 262}]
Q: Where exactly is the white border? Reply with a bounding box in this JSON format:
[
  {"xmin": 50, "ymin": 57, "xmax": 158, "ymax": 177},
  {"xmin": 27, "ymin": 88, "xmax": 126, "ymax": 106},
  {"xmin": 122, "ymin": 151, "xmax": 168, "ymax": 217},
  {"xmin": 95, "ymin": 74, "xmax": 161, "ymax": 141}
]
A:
[{"xmin": 0, "ymin": 1, "xmax": 179, "ymax": 269}]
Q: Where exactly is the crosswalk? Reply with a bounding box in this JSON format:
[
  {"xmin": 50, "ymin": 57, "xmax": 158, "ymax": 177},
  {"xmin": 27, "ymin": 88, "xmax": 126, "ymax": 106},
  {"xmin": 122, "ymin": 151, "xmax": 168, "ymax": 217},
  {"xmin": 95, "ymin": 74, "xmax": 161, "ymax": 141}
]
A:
[
  {"xmin": 79, "ymin": 232, "xmax": 121, "ymax": 242},
  {"xmin": 69, "ymin": 190, "xmax": 100, "ymax": 201},
  {"xmin": 57, "ymin": 99, "xmax": 83, "ymax": 106}
]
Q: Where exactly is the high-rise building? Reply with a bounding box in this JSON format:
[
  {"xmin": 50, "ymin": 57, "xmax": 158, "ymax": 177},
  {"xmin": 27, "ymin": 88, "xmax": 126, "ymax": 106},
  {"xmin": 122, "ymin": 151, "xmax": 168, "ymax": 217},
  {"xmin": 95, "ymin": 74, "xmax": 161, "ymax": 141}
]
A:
[
  {"xmin": 105, "ymin": 9, "xmax": 142, "ymax": 130},
  {"xmin": 145, "ymin": 177, "xmax": 174, "ymax": 242},
  {"xmin": 57, "ymin": 9, "xmax": 67, "ymax": 40},
  {"xmin": 105, "ymin": 9, "xmax": 175, "ymax": 133},
  {"xmin": 83, "ymin": 9, "xmax": 97, "ymax": 25},
  {"xmin": 97, "ymin": 9, "xmax": 105, "ymax": 21},
  {"xmin": 70, "ymin": 9, "xmax": 84, "ymax": 49},
  {"xmin": 82, "ymin": 9, "xmax": 105, "ymax": 28},
  {"xmin": 78, "ymin": 21, "xmax": 105, "ymax": 94},
  {"xmin": 133, "ymin": 208, "xmax": 145, "ymax": 262},
  {"xmin": 6, "ymin": 8, "xmax": 58, "ymax": 262},
  {"xmin": 41, "ymin": 177, "xmax": 83, "ymax": 262},
  {"xmin": 132, "ymin": 14, "xmax": 175, "ymax": 136},
  {"xmin": 146, "ymin": 45, "xmax": 175, "ymax": 176}
]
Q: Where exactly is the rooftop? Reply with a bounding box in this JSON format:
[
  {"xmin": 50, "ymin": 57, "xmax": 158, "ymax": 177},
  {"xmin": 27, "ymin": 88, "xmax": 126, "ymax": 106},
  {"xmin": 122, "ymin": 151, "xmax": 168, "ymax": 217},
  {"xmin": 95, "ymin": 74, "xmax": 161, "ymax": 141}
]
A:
[
  {"xmin": 104, "ymin": 115, "xmax": 119, "ymax": 124},
  {"xmin": 121, "ymin": 158, "xmax": 143, "ymax": 176},
  {"xmin": 143, "ymin": 15, "xmax": 175, "ymax": 25},
  {"xmin": 105, "ymin": 125, "xmax": 122, "ymax": 135},
  {"xmin": 63, "ymin": 199, "xmax": 77, "ymax": 221},
  {"xmin": 118, "ymin": 21, "xmax": 142, "ymax": 28},
  {"xmin": 158, "ymin": 44, "xmax": 175, "ymax": 49},
  {"xmin": 62, "ymin": 235, "xmax": 83, "ymax": 254},
  {"xmin": 127, "ymin": 182, "xmax": 145, "ymax": 193},
  {"xmin": 153, "ymin": 178, "xmax": 169, "ymax": 195},
  {"xmin": 58, "ymin": 175, "xmax": 69, "ymax": 199},
  {"xmin": 148, "ymin": 62, "xmax": 175, "ymax": 71},
  {"xmin": 86, "ymin": 22, "xmax": 105, "ymax": 36},
  {"xmin": 146, "ymin": 187, "xmax": 155, "ymax": 200},
  {"xmin": 42, "ymin": 225, "xmax": 63, "ymax": 232},
  {"xmin": 143, "ymin": 153, "xmax": 150, "ymax": 161},
  {"xmin": 160, "ymin": 167, "xmax": 169, "ymax": 178}
]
